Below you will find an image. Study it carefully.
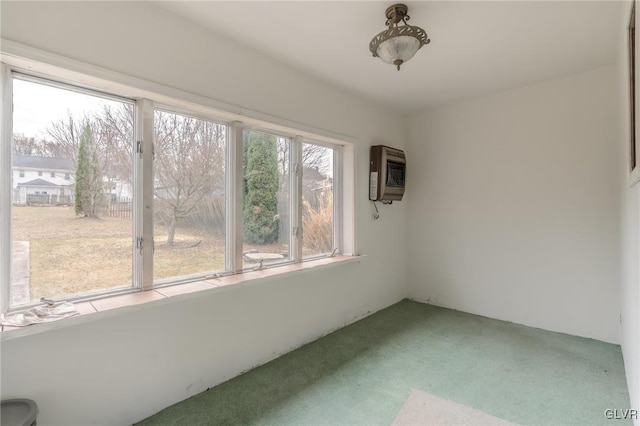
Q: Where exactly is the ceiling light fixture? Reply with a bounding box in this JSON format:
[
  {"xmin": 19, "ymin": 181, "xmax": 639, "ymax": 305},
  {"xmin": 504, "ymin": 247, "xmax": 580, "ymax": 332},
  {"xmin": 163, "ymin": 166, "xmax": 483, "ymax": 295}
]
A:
[{"xmin": 369, "ymin": 3, "xmax": 430, "ymax": 71}]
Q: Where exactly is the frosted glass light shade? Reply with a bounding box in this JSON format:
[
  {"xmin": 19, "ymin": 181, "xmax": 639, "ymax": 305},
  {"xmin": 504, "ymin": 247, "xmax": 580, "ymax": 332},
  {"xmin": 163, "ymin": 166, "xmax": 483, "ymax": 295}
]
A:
[
  {"xmin": 376, "ymin": 35, "xmax": 421, "ymax": 65},
  {"xmin": 368, "ymin": 8, "xmax": 430, "ymax": 72}
]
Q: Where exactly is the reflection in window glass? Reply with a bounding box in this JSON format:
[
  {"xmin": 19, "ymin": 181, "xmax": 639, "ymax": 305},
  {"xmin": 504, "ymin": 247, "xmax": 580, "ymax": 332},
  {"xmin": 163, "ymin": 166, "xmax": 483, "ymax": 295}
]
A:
[
  {"xmin": 153, "ymin": 110, "xmax": 227, "ymax": 282},
  {"xmin": 302, "ymin": 143, "xmax": 334, "ymax": 257},
  {"xmin": 242, "ymin": 130, "xmax": 290, "ymax": 268},
  {"xmin": 11, "ymin": 77, "xmax": 134, "ymax": 305}
]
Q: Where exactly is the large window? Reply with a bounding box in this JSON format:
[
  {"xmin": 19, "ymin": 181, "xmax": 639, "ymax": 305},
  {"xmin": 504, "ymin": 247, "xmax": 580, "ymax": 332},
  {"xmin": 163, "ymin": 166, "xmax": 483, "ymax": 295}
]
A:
[
  {"xmin": 9, "ymin": 76, "xmax": 134, "ymax": 305},
  {"xmin": 153, "ymin": 109, "xmax": 227, "ymax": 282},
  {"xmin": 302, "ymin": 142, "xmax": 335, "ymax": 258},
  {"xmin": 1, "ymin": 68, "xmax": 345, "ymax": 312}
]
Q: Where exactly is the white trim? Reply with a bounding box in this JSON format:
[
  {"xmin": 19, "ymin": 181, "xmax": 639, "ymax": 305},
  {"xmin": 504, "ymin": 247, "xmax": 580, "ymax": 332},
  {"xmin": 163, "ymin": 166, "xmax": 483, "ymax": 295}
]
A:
[
  {"xmin": 0, "ymin": 39, "xmax": 356, "ymax": 146},
  {"xmin": 632, "ymin": 0, "xmax": 640, "ymax": 188},
  {"xmin": 139, "ymin": 99, "xmax": 154, "ymax": 291},
  {"xmin": 154, "ymin": 103, "xmax": 228, "ymax": 129},
  {"xmin": 133, "ymin": 102, "xmax": 144, "ymax": 290},
  {"xmin": 13, "ymin": 71, "xmax": 134, "ymax": 106},
  {"xmin": 333, "ymin": 146, "xmax": 344, "ymax": 254},
  {"xmin": 228, "ymin": 122, "xmax": 245, "ymax": 273},
  {"xmin": 0, "ymin": 64, "xmax": 12, "ymax": 313},
  {"xmin": 342, "ymin": 143, "xmax": 356, "ymax": 256},
  {"xmin": 291, "ymin": 136, "xmax": 303, "ymax": 262}
]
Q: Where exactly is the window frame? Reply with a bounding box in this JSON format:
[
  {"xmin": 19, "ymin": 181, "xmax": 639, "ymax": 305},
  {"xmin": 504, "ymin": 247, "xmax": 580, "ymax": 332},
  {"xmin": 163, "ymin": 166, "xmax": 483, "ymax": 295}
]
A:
[
  {"xmin": 1, "ymin": 64, "xmax": 10, "ymax": 313},
  {"xmin": 5, "ymin": 71, "xmax": 141, "ymax": 309},
  {"xmin": 299, "ymin": 137, "xmax": 342, "ymax": 260},
  {"xmin": 240, "ymin": 127, "xmax": 295, "ymax": 270},
  {"xmin": 0, "ymin": 61, "xmax": 350, "ymax": 313},
  {"xmin": 150, "ymin": 104, "xmax": 230, "ymax": 286}
]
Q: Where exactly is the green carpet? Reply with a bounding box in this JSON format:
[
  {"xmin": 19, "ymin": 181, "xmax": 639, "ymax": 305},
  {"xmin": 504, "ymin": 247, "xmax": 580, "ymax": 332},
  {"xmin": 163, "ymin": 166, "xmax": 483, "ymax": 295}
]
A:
[{"xmin": 137, "ymin": 299, "xmax": 630, "ymax": 425}]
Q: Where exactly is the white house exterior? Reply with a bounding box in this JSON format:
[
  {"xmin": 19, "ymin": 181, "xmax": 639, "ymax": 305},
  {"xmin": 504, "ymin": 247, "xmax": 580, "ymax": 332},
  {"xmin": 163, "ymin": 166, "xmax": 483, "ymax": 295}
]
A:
[
  {"xmin": 12, "ymin": 155, "xmax": 74, "ymax": 204},
  {"xmin": 12, "ymin": 154, "xmax": 134, "ymax": 204}
]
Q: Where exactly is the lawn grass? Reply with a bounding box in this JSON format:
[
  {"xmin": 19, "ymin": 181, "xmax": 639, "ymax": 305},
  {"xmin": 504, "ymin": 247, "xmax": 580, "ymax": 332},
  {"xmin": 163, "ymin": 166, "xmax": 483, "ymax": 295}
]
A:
[
  {"xmin": 12, "ymin": 205, "xmax": 229, "ymax": 301},
  {"xmin": 30, "ymin": 236, "xmax": 132, "ymax": 297},
  {"xmin": 153, "ymin": 235, "xmax": 225, "ymax": 281}
]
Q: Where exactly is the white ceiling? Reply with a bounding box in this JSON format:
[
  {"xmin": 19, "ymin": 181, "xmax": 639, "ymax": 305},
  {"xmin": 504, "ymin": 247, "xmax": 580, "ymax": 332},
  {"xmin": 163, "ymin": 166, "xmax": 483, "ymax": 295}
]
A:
[{"xmin": 156, "ymin": 1, "xmax": 623, "ymax": 113}]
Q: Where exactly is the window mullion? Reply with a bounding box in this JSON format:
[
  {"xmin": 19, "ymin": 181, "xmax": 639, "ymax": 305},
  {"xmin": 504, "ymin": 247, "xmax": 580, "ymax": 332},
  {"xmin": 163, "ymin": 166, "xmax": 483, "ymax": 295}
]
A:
[
  {"xmin": 291, "ymin": 136, "xmax": 303, "ymax": 262},
  {"xmin": 333, "ymin": 147, "xmax": 343, "ymax": 255},
  {"xmin": 134, "ymin": 99, "xmax": 154, "ymax": 291},
  {"xmin": 1, "ymin": 65, "xmax": 13, "ymax": 313},
  {"xmin": 345, "ymin": 145, "xmax": 356, "ymax": 256},
  {"xmin": 228, "ymin": 122, "xmax": 244, "ymax": 273}
]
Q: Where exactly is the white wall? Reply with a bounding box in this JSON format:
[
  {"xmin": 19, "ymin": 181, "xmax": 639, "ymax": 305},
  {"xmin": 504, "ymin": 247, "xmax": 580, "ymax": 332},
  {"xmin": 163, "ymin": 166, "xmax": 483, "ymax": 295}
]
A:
[
  {"xmin": 406, "ymin": 66, "xmax": 621, "ymax": 344},
  {"xmin": 617, "ymin": 0, "xmax": 640, "ymax": 417},
  {"xmin": 0, "ymin": 2, "xmax": 408, "ymax": 425}
]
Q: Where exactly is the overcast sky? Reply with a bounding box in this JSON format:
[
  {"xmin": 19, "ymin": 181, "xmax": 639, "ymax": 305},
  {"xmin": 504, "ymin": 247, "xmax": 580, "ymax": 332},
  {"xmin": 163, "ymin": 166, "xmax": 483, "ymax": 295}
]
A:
[
  {"xmin": 12, "ymin": 78, "xmax": 122, "ymax": 139},
  {"xmin": 12, "ymin": 77, "xmax": 334, "ymax": 176}
]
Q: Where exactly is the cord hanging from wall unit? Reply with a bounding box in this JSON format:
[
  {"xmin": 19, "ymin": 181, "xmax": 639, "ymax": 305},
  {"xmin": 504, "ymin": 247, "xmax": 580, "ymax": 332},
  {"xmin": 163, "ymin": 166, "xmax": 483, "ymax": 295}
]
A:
[
  {"xmin": 372, "ymin": 200, "xmax": 380, "ymax": 220},
  {"xmin": 371, "ymin": 200, "xmax": 394, "ymax": 220}
]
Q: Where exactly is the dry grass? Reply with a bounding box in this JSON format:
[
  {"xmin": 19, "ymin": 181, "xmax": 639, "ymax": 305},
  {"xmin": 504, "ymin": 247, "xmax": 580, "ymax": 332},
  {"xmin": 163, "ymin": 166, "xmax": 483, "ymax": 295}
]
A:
[
  {"xmin": 13, "ymin": 205, "xmax": 292, "ymax": 301},
  {"xmin": 30, "ymin": 236, "xmax": 132, "ymax": 298},
  {"xmin": 153, "ymin": 230, "xmax": 225, "ymax": 281},
  {"xmin": 13, "ymin": 206, "xmax": 227, "ymax": 300},
  {"xmin": 12, "ymin": 205, "xmax": 131, "ymax": 240},
  {"xmin": 302, "ymin": 190, "xmax": 334, "ymax": 255}
]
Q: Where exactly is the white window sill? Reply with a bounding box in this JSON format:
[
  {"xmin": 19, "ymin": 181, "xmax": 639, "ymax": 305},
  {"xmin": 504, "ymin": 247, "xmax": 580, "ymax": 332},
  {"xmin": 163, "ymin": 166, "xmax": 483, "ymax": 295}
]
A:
[{"xmin": 0, "ymin": 255, "xmax": 363, "ymax": 341}]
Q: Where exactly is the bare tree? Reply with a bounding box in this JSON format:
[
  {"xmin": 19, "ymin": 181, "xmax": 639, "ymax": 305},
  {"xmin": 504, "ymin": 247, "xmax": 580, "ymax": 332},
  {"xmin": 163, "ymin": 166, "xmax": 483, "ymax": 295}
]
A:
[
  {"xmin": 154, "ymin": 110, "xmax": 226, "ymax": 244},
  {"xmin": 302, "ymin": 143, "xmax": 331, "ymax": 175},
  {"xmin": 93, "ymin": 104, "xmax": 135, "ymax": 194},
  {"xmin": 44, "ymin": 114, "xmax": 88, "ymax": 164},
  {"xmin": 12, "ymin": 134, "xmax": 40, "ymax": 155},
  {"xmin": 43, "ymin": 105, "xmax": 135, "ymax": 197},
  {"xmin": 276, "ymin": 141, "xmax": 331, "ymax": 176},
  {"xmin": 43, "ymin": 105, "xmax": 225, "ymax": 238}
]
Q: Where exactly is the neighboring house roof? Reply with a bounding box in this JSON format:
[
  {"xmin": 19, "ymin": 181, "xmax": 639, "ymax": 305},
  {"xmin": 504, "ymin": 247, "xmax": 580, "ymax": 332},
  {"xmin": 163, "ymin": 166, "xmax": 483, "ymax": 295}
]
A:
[
  {"xmin": 303, "ymin": 166, "xmax": 324, "ymax": 181},
  {"xmin": 17, "ymin": 178, "xmax": 62, "ymax": 188},
  {"xmin": 303, "ymin": 166, "xmax": 332, "ymax": 191},
  {"xmin": 13, "ymin": 154, "xmax": 73, "ymax": 171}
]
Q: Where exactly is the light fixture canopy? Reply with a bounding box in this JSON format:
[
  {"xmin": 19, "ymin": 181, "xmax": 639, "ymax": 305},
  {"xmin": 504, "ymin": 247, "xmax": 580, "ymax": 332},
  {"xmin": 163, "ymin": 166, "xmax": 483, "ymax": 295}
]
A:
[{"xmin": 369, "ymin": 3, "xmax": 430, "ymax": 71}]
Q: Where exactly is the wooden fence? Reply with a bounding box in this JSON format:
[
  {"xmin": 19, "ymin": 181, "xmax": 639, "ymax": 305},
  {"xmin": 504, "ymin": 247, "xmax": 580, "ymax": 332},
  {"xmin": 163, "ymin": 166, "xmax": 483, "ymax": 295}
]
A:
[
  {"xmin": 108, "ymin": 198, "xmax": 133, "ymax": 218},
  {"xmin": 26, "ymin": 194, "xmax": 73, "ymax": 205}
]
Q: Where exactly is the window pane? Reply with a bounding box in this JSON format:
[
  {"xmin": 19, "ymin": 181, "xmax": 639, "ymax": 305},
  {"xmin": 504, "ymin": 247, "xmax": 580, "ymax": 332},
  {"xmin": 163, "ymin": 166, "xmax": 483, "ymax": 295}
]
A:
[
  {"xmin": 242, "ymin": 130, "xmax": 290, "ymax": 268},
  {"xmin": 302, "ymin": 143, "xmax": 334, "ymax": 257},
  {"xmin": 11, "ymin": 77, "xmax": 134, "ymax": 305},
  {"xmin": 153, "ymin": 110, "xmax": 226, "ymax": 282}
]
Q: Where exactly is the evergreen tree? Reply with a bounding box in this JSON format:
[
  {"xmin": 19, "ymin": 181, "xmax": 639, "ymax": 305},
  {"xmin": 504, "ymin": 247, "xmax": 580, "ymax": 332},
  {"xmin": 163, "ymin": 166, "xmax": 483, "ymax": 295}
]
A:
[
  {"xmin": 243, "ymin": 131, "xmax": 279, "ymax": 244},
  {"xmin": 75, "ymin": 125, "xmax": 103, "ymax": 217}
]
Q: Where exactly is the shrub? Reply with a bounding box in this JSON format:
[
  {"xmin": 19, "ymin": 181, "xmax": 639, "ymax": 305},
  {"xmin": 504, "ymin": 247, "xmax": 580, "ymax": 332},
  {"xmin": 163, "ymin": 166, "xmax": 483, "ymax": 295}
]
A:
[
  {"xmin": 75, "ymin": 124, "xmax": 105, "ymax": 217},
  {"xmin": 243, "ymin": 131, "xmax": 280, "ymax": 244}
]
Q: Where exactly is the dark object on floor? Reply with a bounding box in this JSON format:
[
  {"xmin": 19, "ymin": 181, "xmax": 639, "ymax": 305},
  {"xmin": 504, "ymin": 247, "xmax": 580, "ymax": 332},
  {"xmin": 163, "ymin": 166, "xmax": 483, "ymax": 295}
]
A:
[{"xmin": 1, "ymin": 398, "xmax": 38, "ymax": 426}]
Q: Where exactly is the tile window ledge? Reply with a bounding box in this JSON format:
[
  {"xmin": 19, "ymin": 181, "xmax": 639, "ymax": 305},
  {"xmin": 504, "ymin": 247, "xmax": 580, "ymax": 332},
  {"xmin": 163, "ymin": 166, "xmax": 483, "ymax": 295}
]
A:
[{"xmin": 0, "ymin": 255, "xmax": 363, "ymax": 341}]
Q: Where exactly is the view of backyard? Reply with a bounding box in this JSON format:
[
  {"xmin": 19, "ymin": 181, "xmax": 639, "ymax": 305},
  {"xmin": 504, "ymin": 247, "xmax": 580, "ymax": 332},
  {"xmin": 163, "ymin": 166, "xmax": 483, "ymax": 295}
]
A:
[
  {"xmin": 8, "ymin": 77, "xmax": 334, "ymax": 306},
  {"xmin": 12, "ymin": 204, "xmax": 304, "ymax": 302},
  {"xmin": 12, "ymin": 205, "xmax": 228, "ymax": 301}
]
